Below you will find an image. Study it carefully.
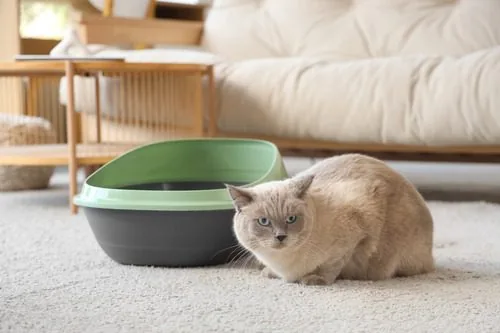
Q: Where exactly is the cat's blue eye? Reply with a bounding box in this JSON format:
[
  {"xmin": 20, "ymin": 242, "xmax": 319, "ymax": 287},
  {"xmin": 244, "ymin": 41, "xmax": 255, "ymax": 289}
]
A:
[
  {"xmin": 286, "ymin": 215, "xmax": 298, "ymax": 224},
  {"xmin": 257, "ymin": 217, "xmax": 270, "ymax": 226}
]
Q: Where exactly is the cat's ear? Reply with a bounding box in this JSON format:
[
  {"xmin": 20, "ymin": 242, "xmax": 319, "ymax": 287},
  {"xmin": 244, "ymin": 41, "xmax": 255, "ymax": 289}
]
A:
[
  {"xmin": 291, "ymin": 174, "xmax": 314, "ymax": 199},
  {"xmin": 225, "ymin": 184, "xmax": 254, "ymax": 212}
]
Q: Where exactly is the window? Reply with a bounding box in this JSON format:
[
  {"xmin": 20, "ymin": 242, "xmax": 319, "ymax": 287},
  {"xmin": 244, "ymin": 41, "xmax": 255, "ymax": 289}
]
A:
[{"xmin": 20, "ymin": 1, "xmax": 71, "ymax": 39}]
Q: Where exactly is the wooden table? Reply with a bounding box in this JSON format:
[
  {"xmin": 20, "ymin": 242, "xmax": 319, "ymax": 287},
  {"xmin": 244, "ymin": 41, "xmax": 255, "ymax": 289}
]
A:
[{"xmin": 0, "ymin": 59, "xmax": 216, "ymax": 214}]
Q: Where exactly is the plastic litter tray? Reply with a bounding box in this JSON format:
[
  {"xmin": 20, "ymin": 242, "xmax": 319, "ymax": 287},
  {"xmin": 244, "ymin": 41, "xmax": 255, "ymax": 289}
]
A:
[{"xmin": 74, "ymin": 138, "xmax": 288, "ymax": 267}]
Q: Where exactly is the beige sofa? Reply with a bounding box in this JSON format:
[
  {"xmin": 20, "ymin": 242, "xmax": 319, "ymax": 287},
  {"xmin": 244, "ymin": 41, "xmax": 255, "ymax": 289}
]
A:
[{"xmin": 62, "ymin": 0, "xmax": 500, "ymax": 160}]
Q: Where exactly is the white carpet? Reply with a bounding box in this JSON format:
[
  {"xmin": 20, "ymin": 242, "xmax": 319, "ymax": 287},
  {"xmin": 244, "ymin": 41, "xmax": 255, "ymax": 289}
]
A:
[{"xmin": 1, "ymin": 174, "xmax": 500, "ymax": 333}]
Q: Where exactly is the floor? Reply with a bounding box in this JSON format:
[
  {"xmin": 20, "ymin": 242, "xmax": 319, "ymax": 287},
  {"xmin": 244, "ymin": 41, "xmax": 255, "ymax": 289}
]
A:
[{"xmin": 2, "ymin": 158, "xmax": 500, "ymax": 332}]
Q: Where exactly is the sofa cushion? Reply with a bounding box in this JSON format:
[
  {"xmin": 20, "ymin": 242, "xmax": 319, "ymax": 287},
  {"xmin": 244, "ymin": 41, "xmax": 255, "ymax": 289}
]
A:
[
  {"xmin": 215, "ymin": 46, "xmax": 500, "ymax": 145},
  {"xmin": 203, "ymin": 0, "xmax": 500, "ymax": 61}
]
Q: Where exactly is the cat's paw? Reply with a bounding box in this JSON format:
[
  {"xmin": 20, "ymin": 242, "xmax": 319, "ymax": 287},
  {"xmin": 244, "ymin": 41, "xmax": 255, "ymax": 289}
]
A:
[
  {"xmin": 261, "ymin": 267, "xmax": 279, "ymax": 279},
  {"xmin": 299, "ymin": 274, "xmax": 328, "ymax": 286}
]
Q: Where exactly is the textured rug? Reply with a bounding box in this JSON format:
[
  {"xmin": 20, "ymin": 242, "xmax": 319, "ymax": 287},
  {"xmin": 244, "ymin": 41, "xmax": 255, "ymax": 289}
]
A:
[{"xmin": 1, "ymin": 176, "xmax": 500, "ymax": 333}]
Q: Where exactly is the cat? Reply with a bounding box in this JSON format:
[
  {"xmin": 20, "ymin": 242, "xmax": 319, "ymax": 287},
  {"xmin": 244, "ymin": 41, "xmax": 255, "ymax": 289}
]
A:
[{"xmin": 225, "ymin": 153, "xmax": 434, "ymax": 286}]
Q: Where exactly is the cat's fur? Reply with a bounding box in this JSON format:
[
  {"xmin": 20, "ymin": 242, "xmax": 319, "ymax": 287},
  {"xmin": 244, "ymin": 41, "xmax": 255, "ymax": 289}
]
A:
[{"xmin": 226, "ymin": 153, "xmax": 434, "ymax": 286}]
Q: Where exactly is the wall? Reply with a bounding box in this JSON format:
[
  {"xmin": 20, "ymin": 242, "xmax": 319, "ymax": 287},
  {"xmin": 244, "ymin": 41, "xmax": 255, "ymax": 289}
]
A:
[{"xmin": 0, "ymin": 0, "xmax": 21, "ymax": 61}]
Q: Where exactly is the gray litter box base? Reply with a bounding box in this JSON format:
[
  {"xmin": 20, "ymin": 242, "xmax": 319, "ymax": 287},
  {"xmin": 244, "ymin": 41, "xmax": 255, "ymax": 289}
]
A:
[{"xmin": 83, "ymin": 207, "xmax": 239, "ymax": 267}]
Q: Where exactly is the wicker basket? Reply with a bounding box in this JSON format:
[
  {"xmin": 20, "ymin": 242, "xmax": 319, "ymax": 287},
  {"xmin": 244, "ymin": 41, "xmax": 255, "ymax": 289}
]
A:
[{"xmin": 0, "ymin": 114, "xmax": 57, "ymax": 191}]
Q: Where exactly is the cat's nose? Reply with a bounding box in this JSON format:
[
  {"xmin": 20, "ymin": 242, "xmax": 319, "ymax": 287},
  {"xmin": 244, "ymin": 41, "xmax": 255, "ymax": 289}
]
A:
[{"xmin": 276, "ymin": 235, "xmax": 287, "ymax": 242}]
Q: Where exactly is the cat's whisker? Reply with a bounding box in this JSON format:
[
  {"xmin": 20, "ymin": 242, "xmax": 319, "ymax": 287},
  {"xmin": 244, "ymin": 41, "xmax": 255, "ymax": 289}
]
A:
[
  {"xmin": 241, "ymin": 252, "xmax": 258, "ymax": 270},
  {"xmin": 227, "ymin": 240, "xmax": 261, "ymax": 269},
  {"xmin": 210, "ymin": 244, "xmax": 241, "ymax": 260},
  {"xmin": 235, "ymin": 255, "xmax": 254, "ymax": 270},
  {"xmin": 228, "ymin": 243, "xmax": 250, "ymax": 257},
  {"xmin": 227, "ymin": 248, "xmax": 246, "ymax": 264},
  {"xmin": 227, "ymin": 248, "xmax": 252, "ymax": 268}
]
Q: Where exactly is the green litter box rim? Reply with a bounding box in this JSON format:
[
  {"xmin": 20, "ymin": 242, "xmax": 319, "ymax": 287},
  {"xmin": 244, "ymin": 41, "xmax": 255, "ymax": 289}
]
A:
[{"xmin": 73, "ymin": 138, "xmax": 288, "ymax": 211}]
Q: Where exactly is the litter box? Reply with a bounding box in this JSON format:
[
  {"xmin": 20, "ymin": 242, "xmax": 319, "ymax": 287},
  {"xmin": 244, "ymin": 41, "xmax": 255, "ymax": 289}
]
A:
[{"xmin": 74, "ymin": 138, "xmax": 288, "ymax": 267}]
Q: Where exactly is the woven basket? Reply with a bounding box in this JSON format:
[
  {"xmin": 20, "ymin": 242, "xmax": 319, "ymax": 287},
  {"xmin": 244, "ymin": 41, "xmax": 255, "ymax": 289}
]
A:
[{"xmin": 0, "ymin": 114, "xmax": 57, "ymax": 191}]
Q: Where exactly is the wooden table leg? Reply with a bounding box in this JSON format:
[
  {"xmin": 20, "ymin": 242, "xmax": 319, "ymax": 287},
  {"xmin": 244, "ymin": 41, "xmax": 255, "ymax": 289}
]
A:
[
  {"xmin": 26, "ymin": 77, "xmax": 39, "ymax": 117},
  {"xmin": 207, "ymin": 65, "xmax": 217, "ymax": 137},
  {"xmin": 193, "ymin": 72, "xmax": 204, "ymax": 137},
  {"xmin": 94, "ymin": 73, "xmax": 102, "ymax": 144},
  {"xmin": 65, "ymin": 61, "xmax": 78, "ymax": 214}
]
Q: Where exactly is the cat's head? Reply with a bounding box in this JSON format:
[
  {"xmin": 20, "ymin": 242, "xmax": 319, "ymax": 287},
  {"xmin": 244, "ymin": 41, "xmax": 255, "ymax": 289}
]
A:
[{"xmin": 226, "ymin": 174, "xmax": 315, "ymax": 252}]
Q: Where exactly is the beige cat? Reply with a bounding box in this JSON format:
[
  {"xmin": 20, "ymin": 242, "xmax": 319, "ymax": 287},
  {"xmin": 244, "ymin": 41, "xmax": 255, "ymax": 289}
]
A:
[{"xmin": 226, "ymin": 153, "xmax": 434, "ymax": 286}]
